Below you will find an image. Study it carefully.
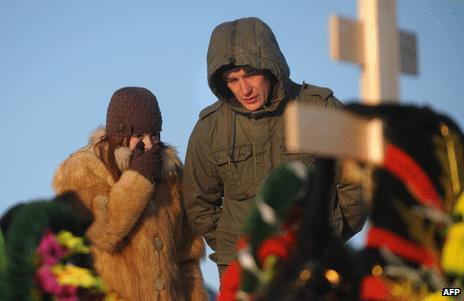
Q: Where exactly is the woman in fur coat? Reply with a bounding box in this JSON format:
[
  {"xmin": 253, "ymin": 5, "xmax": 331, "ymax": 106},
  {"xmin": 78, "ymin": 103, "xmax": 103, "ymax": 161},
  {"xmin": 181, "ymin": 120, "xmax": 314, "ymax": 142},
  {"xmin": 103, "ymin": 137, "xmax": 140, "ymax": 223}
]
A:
[{"xmin": 53, "ymin": 87, "xmax": 208, "ymax": 301}]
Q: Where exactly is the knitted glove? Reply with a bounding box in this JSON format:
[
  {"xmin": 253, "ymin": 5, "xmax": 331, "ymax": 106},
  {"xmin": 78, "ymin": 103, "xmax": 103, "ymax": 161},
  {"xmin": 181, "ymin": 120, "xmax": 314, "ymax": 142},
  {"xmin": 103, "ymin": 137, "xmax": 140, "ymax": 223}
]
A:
[{"xmin": 129, "ymin": 142, "xmax": 163, "ymax": 183}]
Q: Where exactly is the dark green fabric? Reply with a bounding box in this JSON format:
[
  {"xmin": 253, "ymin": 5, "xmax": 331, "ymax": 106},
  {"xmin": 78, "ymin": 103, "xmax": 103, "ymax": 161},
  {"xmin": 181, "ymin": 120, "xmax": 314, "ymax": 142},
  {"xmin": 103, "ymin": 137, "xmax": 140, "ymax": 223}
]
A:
[
  {"xmin": 184, "ymin": 17, "xmax": 367, "ymax": 265},
  {"xmin": 0, "ymin": 230, "xmax": 6, "ymax": 299},
  {"xmin": 0, "ymin": 231, "xmax": 5, "ymax": 271}
]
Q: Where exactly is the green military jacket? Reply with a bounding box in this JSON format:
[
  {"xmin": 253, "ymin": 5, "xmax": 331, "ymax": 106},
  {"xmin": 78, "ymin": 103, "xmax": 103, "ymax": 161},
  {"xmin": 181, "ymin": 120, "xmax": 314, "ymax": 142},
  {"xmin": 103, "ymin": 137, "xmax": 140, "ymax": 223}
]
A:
[{"xmin": 183, "ymin": 17, "xmax": 366, "ymax": 265}]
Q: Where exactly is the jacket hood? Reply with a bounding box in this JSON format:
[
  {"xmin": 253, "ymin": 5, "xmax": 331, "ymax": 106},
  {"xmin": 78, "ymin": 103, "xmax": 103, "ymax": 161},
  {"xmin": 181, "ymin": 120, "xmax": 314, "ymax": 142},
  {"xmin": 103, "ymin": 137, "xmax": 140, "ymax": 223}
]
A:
[
  {"xmin": 88, "ymin": 127, "xmax": 182, "ymax": 182},
  {"xmin": 207, "ymin": 17, "xmax": 291, "ymax": 113}
]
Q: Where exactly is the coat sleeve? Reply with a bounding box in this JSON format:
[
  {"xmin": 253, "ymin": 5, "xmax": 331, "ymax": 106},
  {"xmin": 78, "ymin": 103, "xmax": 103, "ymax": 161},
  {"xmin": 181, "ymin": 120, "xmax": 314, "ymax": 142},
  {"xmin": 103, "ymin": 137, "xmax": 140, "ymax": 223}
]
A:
[
  {"xmin": 53, "ymin": 153, "xmax": 153, "ymax": 252},
  {"xmin": 297, "ymin": 87, "xmax": 367, "ymax": 240},
  {"xmin": 85, "ymin": 170, "xmax": 154, "ymax": 252},
  {"xmin": 183, "ymin": 120, "xmax": 222, "ymax": 250},
  {"xmin": 331, "ymin": 179, "xmax": 367, "ymax": 241}
]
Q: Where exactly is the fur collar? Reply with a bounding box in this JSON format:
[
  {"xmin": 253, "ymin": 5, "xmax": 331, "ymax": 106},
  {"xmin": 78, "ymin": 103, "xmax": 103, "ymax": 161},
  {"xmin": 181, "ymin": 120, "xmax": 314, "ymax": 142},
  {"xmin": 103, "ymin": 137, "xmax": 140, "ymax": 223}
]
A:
[{"xmin": 88, "ymin": 127, "xmax": 182, "ymax": 180}]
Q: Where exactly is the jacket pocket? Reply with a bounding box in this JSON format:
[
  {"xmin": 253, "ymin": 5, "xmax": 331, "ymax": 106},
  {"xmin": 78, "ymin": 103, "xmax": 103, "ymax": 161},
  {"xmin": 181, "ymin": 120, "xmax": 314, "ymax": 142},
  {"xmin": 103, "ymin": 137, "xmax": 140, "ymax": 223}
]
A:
[
  {"xmin": 280, "ymin": 139, "xmax": 315, "ymax": 166},
  {"xmin": 211, "ymin": 144, "xmax": 254, "ymax": 200}
]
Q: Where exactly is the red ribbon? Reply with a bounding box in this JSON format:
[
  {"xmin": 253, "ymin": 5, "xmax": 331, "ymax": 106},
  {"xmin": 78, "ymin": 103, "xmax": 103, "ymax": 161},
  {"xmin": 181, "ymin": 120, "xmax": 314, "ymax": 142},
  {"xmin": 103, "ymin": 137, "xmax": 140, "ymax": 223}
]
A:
[
  {"xmin": 367, "ymin": 227, "xmax": 439, "ymax": 267},
  {"xmin": 384, "ymin": 144, "xmax": 443, "ymax": 211}
]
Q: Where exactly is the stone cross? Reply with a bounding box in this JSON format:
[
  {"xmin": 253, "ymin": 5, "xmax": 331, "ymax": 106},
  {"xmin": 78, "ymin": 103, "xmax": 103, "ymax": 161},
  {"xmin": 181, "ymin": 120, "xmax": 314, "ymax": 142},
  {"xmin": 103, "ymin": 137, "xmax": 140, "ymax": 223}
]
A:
[{"xmin": 329, "ymin": 0, "xmax": 418, "ymax": 104}]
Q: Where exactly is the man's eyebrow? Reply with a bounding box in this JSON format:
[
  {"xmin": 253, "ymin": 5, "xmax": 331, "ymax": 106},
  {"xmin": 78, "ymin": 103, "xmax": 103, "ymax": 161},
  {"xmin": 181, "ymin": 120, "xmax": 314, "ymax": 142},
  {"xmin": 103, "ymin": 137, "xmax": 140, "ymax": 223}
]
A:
[
  {"xmin": 224, "ymin": 68, "xmax": 260, "ymax": 80},
  {"xmin": 223, "ymin": 68, "xmax": 241, "ymax": 79},
  {"xmin": 244, "ymin": 68, "xmax": 260, "ymax": 76},
  {"xmin": 224, "ymin": 75, "xmax": 237, "ymax": 82}
]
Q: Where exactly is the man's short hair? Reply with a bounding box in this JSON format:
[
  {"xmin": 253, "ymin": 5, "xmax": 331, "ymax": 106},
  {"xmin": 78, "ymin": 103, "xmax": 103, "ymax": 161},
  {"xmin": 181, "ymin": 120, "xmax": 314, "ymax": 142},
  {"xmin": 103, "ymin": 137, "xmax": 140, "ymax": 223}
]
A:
[{"xmin": 213, "ymin": 64, "xmax": 276, "ymax": 100}]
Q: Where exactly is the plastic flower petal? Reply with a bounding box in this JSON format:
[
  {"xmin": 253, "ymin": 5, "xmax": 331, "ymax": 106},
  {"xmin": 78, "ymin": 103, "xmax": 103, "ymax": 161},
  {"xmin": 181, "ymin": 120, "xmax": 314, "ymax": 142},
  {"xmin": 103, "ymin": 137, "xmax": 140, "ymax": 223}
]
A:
[
  {"xmin": 53, "ymin": 264, "xmax": 99, "ymax": 288},
  {"xmin": 441, "ymin": 223, "xmax": 464, "ymax": 275},
  {"xmin": 37, "ymin": 231, "xmax": 67, "ymax": 265},
  {"xmin": 422, "ymin": 291, "xmax": 447, "ymax": 301},
  {"xmin": 218, "ymin": 261, "xmax": 241, "ymax": 301},
  {"xmin": 36, "ymin": 265, "xmax": 63, "ymax": 295},
  {"xmin": 56, "ymin": 230, "xmax": 89, "ymax": 254}
]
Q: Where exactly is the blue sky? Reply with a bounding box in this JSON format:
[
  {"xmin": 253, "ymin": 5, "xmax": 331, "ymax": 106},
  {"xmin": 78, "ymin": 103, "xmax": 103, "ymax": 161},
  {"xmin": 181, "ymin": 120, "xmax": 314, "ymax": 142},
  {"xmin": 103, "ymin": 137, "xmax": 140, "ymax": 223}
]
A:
[{"xmin": 1, "ymin": 0, "xmax": 463, "ymax": 291}]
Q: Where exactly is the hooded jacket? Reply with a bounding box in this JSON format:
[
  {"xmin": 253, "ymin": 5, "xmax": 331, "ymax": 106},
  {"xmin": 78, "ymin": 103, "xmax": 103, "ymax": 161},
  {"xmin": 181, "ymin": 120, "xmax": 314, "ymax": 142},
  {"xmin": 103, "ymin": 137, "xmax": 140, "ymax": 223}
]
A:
[
  {"xmin": 183, "ymin": 17, "xmax": 367, "ymax": 265},
  {"xmin": 53, "ymin": 128, "xmax": 208, "ymax": 301}
]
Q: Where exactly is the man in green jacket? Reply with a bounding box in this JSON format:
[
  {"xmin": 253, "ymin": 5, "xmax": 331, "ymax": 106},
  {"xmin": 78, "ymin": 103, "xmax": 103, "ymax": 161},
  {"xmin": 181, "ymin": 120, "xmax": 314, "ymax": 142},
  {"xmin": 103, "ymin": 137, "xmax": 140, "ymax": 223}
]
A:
[{"xmin": 183, "ymin": 17, "xmax": 367, "ymax": 277}]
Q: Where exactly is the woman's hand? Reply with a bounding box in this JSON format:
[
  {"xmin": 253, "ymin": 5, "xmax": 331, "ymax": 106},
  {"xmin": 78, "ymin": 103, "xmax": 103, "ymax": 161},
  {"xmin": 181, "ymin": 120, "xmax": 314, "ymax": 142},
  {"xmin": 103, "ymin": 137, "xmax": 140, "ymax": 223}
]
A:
[{"xmin": 129, "ymin": 143, "xmax": 163, "ymax": 183}]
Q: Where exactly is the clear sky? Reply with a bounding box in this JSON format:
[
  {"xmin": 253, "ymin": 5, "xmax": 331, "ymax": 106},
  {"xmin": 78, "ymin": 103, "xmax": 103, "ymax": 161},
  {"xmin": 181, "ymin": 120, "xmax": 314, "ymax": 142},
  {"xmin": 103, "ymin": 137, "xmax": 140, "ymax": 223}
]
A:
[{"xmin": 1, "ymin": 0, "xmax": 463, "ymax": 292}]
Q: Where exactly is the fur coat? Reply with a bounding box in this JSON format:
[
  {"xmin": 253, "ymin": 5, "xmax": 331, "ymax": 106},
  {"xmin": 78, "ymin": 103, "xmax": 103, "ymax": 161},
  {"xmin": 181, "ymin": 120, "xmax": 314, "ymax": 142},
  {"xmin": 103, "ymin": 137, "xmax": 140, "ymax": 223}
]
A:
[{"xmin": 53, "ymin": 128, "xmax": 208, "ymax": 301}]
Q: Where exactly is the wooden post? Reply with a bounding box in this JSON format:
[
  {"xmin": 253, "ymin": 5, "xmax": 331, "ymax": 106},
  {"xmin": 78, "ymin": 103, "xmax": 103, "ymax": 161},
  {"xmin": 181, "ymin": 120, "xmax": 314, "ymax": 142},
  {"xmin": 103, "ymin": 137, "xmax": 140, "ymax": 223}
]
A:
[{"xmin": 358, "ymin": 0, "xmax": 399, "ymax": 103}]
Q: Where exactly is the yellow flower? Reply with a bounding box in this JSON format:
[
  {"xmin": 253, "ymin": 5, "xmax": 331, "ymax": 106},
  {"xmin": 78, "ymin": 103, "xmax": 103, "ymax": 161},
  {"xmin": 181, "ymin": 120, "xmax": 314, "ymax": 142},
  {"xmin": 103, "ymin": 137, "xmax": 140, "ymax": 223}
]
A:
[
  {"xmin": 56, "ymin": 230, "xmax": 89, "ymax": 253},
  {"xmin": 441, "ymin": 223, "xmax": 464, "ymax": 275},
  {"xmin": 260, "ymin": 255, "xmax": 278, "ymax": 284},
  {"xmin": 454, "ymin": 192, "xmax": 464, "ymax": 216},
  {"xmin": 53, "ymin": 264, "xmax": 99, "ymax": 288},
  {"xmin": 422, "ymin": 291, "xmax": 446, "ymax": 301}
]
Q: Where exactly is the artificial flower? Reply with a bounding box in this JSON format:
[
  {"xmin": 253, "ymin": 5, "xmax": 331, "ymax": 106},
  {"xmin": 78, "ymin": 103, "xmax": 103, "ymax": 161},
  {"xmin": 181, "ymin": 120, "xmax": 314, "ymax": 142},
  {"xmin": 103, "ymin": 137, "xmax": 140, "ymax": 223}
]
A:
[
  {"xmin": 37, "ymin": 231, "xmax": 67, "ymax": 265},
  {"xmin": 53, "ymin": 264, "xmax": 99, "ymax": 288},
  {"xmin": 360, "ymin": 276, "xmax": 389, "ymax": 301},
  {"xmin": 454, "ymin": 192, "xmax": 464, "ymax": 216},
  {"xmin": 422, "ymin": 291, "xmax": 445, "ymax": 301},
  {"xmin": 257, "ymin": 228, "xmax": 296, "ymax": 264},
  {"xmin": 36, "ymin": 265, "xmax": 63, "ymax": 295},
  {"xmin": 56, "ymin": 230, "xmax": 90, "ymax": 253},
  {"xmin": 260, "ymin": 255, "xmax": 278, "ymax": 285},
  {"xmin": 218, "ymin": 261, "xmax": 241, "ymax": 301},
  {"xmin": 441, "ymin": 223, "xmax": 464, "ymax": 275}
]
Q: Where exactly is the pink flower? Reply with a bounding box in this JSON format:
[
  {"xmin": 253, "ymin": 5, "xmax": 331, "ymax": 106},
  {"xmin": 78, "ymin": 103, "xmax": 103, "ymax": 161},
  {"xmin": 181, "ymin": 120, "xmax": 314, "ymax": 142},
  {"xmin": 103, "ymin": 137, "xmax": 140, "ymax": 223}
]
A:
[
  {"xmin": 37, "ymin": 231, "xmax": 67, "ymax": 265},
  {"xmin": 36, "ymin": 265, "xmax": 63, "ymax": 295},
  {"xmin": 36, "ymin": 266, "xmax": 78, "ymax": 300}
]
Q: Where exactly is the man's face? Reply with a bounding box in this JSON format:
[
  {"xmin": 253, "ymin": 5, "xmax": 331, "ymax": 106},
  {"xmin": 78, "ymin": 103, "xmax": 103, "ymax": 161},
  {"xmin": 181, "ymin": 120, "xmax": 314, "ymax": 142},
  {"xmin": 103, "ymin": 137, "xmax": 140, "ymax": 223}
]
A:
[{"xmin": 224, "ymin": 67, "xmax": 271, "ymax": 112}]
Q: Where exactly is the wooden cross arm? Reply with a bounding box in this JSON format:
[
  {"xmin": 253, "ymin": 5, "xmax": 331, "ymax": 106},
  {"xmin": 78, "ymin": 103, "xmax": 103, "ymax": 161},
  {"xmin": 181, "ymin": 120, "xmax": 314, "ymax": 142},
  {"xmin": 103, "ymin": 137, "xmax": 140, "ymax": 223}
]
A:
[
  {"xmin": 285, "ymin": 102, "xmax": 384, "ymax": 164},
  {"xmin": 329, "ymin": 15, "xmax": 418, "ymax": 75}
]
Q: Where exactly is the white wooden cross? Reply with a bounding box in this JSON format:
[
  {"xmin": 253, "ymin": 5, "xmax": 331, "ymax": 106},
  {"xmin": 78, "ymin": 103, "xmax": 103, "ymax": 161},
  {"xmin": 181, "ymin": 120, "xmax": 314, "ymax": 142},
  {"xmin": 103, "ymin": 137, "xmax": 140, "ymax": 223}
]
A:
[
  {"xmin": 285, "ymin": 0, "xmax": 418, "ymax": 164},
  {"xmin": 329, "ymin": 0, "xmax": 418, "ymax": 104}
]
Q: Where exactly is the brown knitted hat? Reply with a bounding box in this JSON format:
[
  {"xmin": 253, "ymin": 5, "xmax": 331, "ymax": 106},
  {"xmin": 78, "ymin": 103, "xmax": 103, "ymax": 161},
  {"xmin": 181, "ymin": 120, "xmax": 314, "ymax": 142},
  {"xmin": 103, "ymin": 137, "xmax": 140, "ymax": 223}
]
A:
[{"xmin": 106, "ymin": 87, "xmax": 162, "ymax": 137}]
